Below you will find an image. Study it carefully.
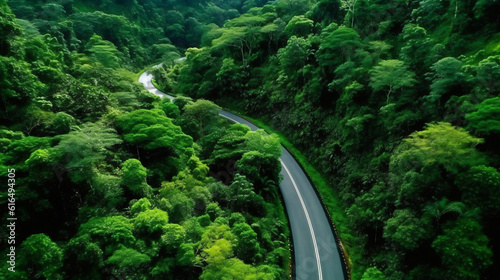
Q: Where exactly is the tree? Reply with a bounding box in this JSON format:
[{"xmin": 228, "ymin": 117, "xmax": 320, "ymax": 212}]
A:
[
  {"xmin": 232, "ymin": 222, "xmax": 261, "ymax": 263},
  {"xmin": 475, "ymin": 55, "xmax": 500, "ymax": 96},
  {"xmin": 316, "ymin": 26, "xmax": 362, "ymax": 69},
  {"xmin": 311, "ymin": 0, "xmax": 342, "ymax": 24},
  {"xmin": 284, "ymin": 15, "xmax": 313, "ymax": 37},
  {"xmin": 176, "ymin": 243, "xmax": 196, "ymax": 266},
  {"xmin": 53, "ymin": 122, "xmax": 122, "ymax": 183},
  {"xmin": 399, "ymin": 24, "xmax": 435, "ymax": 74},
  {"xmin": 383, "ymin": 209, "xmax": 432, "ymax": 250},
  {"xmin": 203, "ymin": 239, "xmax": 234, "ymax": 264},
  {"xmin": 341, "ymin": 0, "xmax": 359, "ymax": 28},
  {"xmin": 118, "ymin": 110, "xmax": 193, "ymax": 158},
  {"xmin": 466, "ymin": 97, "xmax": 500, "ymax": 137},
  {"xmin": 18, "ymin": 234, "xmax": 63, "ymax": 280},
  {"xmin": 216, "ymin": 58, "xmax": 245, "ymax": 96},
  {"xmin": 200, "ymin": 258, "xmax": 274, "ymax": 280},
  {"xmin": 106, "ymin": 247, "xmax": 151, "ymax": 279},
  {"xmin": 130, "ymin": 197, "xmax": 152, "ymax": 215},
  {"xmin": 88, "ymin": 173, "xmax": 126, "ymax": 212},
  {"xmin": 117, "ymin": 109, "xmax": 194, "ymax": 183},
  {"xmin": 183, "ymin": 99, "xmax": 221, "ymax": 137},
  {"xmin": 422, "ymin": 198, "xmax": 465, "ymax": 228},
  {"xmin": 427, "ymin": 57, "xmax": 466, "ymax": 104},
  {"xmin": 456, "ymin": 165, "xmax": 500, "ymax": 214},
  {"xmin": 412, "ymin": 0, "xmax": 446, "ymax": 29},
  {"xmin": 236, "ymin": 151, "xmax": 281, "ymax": 195},
  {"xmin": 244, "ymin": 129, "xmax": 281, "ymax": 158},
  {"xmin": 50, "ymin": 112, "xmax": 76, "ymax": 135},
  {"xmin": 260, "ymin": 18, "xmax": 286, "ymax": 52},
  {"xmin": 432, "ymin": 218, "xmax": 493, "ymax": 279},
  {"xmin": 121, "ymin": 159, "xmax": 153, "ymax": 198},
  {"xmin": 159, "ymin": 181, "xmax": 195, "ymax": 223},
  {"xmin": 150, "ymin": 258, "xmax": 175, "ymax": 279},
  {"xmin": 212, "ymin": 26, "xmax": 250, "ymax": 65},
  {"xmin": 278, "ymin": 36, "xmax": 312, "ymax": 78},
  {"xmin": 134, "ymin": 208, "xmax": 169, "ymax": 238},
  {"xmin": 79, "ymin": 216, "xmax": 135, "ymax": 254},
  {"xmin": 275, "ymin": 0, "xmax": 313, "ymax": 21},
  {"xmin": 161, "ymin": 223, "xmax": 186, "ymax": 253},
  {"xmin": 0, "ymin": 56, "xmax": 45, "ymax": 123},
  {"xmin": 230, "ymin": 174, "xmax": 266, "ymax": 216},
  {"xmin": 0, "ymin": 3, "xmax": 22, "ymax": 57},
  {"xmin": 22, "ymin": 106, "xmax": 54, "ymax": 136},
  {"xmin": 85, "ymin": 34, "xmax": 121, "ymax": 68},
  {"xmin": 347, "ymin": 182, "xmax": 395, "ymax": 240},
  {"xmin": 159, "ymin": 98, "xmax": 180, "ymax": 119},
  {"xmin": 392, "ymin": 122, "xmax": 484, "ymax": 174},
  {"xmin": 210, "ymin": 124, "xmax": 250, "ymax": 166},
  {"xmin": 64, "ymin": 234, "xmax": 104, "ymax": 279},
  {"xmin": 361, "ymin": 267, "xmax": 386, "ymax": 280},
  {"xmin": 369, "ymin": 60, "xmax": 416, "ymax": 104},
  {"xmin": 173, "ymin": 96, "xmax": 194, "ymax": 111},
  {"xmin": 40, "ymin": 3, "xmax": 66, "ymax": 20},
  {"xmin": 390, "ymin": 122, "xmax": 485, "ymax": 206}
]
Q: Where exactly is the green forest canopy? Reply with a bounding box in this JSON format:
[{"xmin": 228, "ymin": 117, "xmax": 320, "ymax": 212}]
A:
[{"xmin": 2, "ymin": 0, "xmax": 500, "ymax": 279}]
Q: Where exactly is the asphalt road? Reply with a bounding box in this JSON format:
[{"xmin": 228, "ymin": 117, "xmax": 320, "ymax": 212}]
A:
[{"xmin": 139, "ymin": 69, "xmax": 346, "ymax": 280}]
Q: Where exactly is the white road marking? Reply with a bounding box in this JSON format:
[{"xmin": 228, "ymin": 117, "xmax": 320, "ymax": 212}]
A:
[{"xmin": 280, "ymin": 158, "xmax": 323, "ymax": 280}]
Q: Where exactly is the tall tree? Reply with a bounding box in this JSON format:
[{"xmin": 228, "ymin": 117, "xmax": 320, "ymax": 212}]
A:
[
  {"xmin": 432, "ymin": 218, "xmax": 493, "ymax": 279},
  {"xmin": 369, "ymin": 60, "xmax": 416, "ymax": 104}
]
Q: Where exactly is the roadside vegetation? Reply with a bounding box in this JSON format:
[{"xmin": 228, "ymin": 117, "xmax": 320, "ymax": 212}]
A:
[{"xmin": 153, "ymin": 0, "xmax": 500, "ymax": 279}]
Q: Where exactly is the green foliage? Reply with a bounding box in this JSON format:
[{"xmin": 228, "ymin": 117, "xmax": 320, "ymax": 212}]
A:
[
  {"xmin": 64, "ymin": 234, "xmax": 104, "ymax": 279},
  {"xmin": 383, "ymin": 209, "xmax": 432, "ymax": 250},
  {"xmin": 232, "ymin": 222, "xmax": 261, "ymax": 263},
  {"xmin": 89, "ymin": 173, "xmax": 125, "ymax": 211},
  {"xmin": 161, "ymin": 223, "xmax": 186, "ymax": 252},
  {"xmin": 86, "ymin": 34, "xmax": 121, "ymax": 68},
  {"xmin": 134, "ymin": 208, "xmax": 169, "ymax": 237},
  {"xmin": 161, "ymin": 0, "xmax": 500, "ymax": 278},
  {"xmin": 200, "ymin": 258, "xmax": 275, "ymax": 280},
  {"xmin": 369, "ymin": 60, "xmax": 416, "ymax": 104},
  {"xmin": 53, "ymin": 122, "xmax": 122, "ymax": 183},
  {"xmin": 432, "ymin": 218, "xmax": 493, "ymax": 280},
  {"xmin": 466, "ymin": 97, "xmax": 500, "ymax": 137},
  {"xmin": 209, "ymin": 124, "xmax": 250, "ymax": 165},
  {"xmin": 230, "ymin": 174, "xmax": 266, "ymax": 216},
  {"xmin": 361, "ymin": 267, "xmax": 386, "ymax": 280},
  {"xmin": 427, "ymin": 57, "xmax": 466, "ymax": 104},
  {"xmin": 130, "ymin": 198, "xmax": 152, "ymax": 216},
  {"xmin": 79, "ymin": 216, "xmax": 135, "ymax": 254},
  {"xmin": 8, "ymin": 0, "xmax": 500, "ymax": 278},
  {"xmin": 278, "ymin": 36, "xmax": 312, "ymax": 77},
  {"xmin": 106, "ymin": 247, "xmax": 151, "ymax": 277},
  {"xmin": 316, "ymin": 26, "xmax": 362, "ymax": 69},
  {"xmin": 456, "ymin": 165, "xmax": 500, "ymax": 214},
  {"xmin": 475, "ymin": 55, "xmax": 500, "ymax": 96},
  {"xmin": 183, "ymin": 99, "xmax": 221, "ymax": 138},
  {"xmin": 391, "ymin": 122, "xmax": 484, "ymax": 174},
  {"xmin": 18, "ymin": 234, "xmax": 63, "ymax": 280},
  {"xmin": 0, "ymin": 56, "xmax": 45, "ymax": 123},
  {"xmin": 284, "ymin": 15, "xmax": 314, "ymax": 37},
  {"xmin": 117, "ymin": 109, "xmax": 194, "ymax": 183},
  {"xmin": 159, "ymin": 98, "xmax": 181, "ymax": 119},
  {"xmin": 121, "ymin": 159, "xmax": 153, "ymax": 198},
  {"xmin": 50, "ymin": 112, "xmax": 76, "ymax": 134},
  {"xmin": 1, "ymin": 1, "xmax": 291, "ymax": 279}
]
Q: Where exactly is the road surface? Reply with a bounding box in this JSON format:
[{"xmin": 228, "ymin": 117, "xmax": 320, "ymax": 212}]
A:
[{"xmin": 139, "ymin": 69, "xmax": 347, "ymax": 280}]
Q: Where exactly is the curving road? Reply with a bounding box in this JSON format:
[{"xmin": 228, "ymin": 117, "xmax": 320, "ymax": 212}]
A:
[{"xmin": 139, "ymin": 68, "xmax": 347, "ymax": 280}]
